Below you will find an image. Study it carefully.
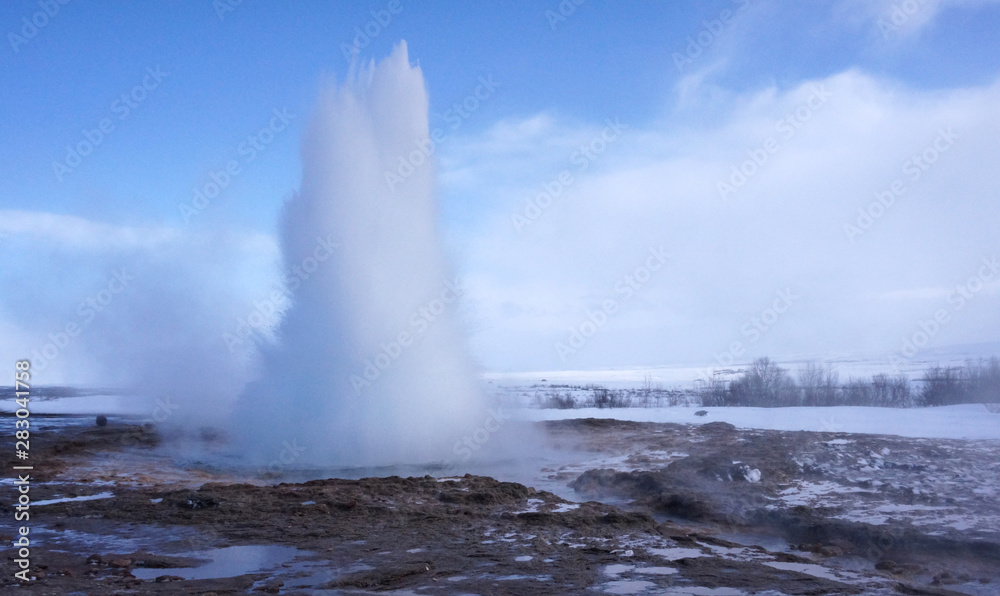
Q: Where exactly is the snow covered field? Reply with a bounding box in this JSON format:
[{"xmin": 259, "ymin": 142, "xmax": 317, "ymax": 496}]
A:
[
  {"xmin": 484, "ymin": 342, "xmax": 1000, "ymax": 390},
  {"xmin": 519, "ymin": 404, "xmax": 1000, "ymax": 441}
]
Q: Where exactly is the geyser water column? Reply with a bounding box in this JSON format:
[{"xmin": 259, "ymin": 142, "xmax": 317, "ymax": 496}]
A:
[{"xmin": 234, "ymin": 42, "xmax": 486, "ymax": 467}]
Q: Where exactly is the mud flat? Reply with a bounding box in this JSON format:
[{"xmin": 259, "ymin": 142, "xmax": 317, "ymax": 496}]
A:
[{"xmin": 2, "ymin": 415, "xmax": 997, "ymax": 594}]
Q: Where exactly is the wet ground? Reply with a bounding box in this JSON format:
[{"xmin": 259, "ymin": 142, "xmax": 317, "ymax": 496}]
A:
[{"xmin": 2, "ymin": 414, "xmax": 998, "ymax": 594}]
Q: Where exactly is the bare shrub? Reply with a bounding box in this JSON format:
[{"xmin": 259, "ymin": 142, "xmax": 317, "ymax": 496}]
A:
[
  {"xmin": 919, "ymin": 365, "xmax": 967, "ymax": 406},
  {"xmin": 587, "ymin": 385, "xmax": 630, "ymax": 408},
  {"xmin": 545, "ymin": 391, "xmax": 577, "ymax": 409},
  {"xmin": 966, "ymin": 357, "xmax": 1000, "ymax": 407},
  {"xmin": 699, "ymin": 376, "xmax": 730, "ymax": 407},
  {"xmin": 841, "ymin": 378, "xmax": 872, "ymax": 406},
  {"xmin": 871, "ymin": 373, "xmax": 913, "ymax": 407},
  {"xmin": 728, "ymin": 357, "xmax": 799, "ymax": 407},
  {"xmin": 919, "ymin": 358, "xmax": 1000, "ymax": 408},
  {"xmin": 798, "ymin": 362, "xmax": 840, "ymax": 406}
]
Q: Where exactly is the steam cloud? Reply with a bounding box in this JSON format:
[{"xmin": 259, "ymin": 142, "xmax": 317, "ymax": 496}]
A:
[{"xmin": 231, "ymin": 42, "xmax": 487, "ymax": 467}]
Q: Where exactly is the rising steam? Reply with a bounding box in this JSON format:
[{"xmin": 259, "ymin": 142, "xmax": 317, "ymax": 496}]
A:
[{"xmin": 232, "ymin": 42, "xmax": 487, "ymax": 467}]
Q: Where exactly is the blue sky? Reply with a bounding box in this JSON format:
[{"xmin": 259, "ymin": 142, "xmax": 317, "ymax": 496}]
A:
[
  {"xmin": 4, "ymin": 0, "xmax": 998, "ymax": 229},
  {"xmin": 2, "ymin": 0, "xmax": 1000, "ymax": 381}
]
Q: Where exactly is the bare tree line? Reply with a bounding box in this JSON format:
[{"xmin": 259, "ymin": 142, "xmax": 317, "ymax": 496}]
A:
[
  {"xmin": 700, "ymin": 357, "xmax": 1000, "ymax": 409},
  {"xmin": 528, "ymin": 357, "xmax": 1000, "ymax": 410}
]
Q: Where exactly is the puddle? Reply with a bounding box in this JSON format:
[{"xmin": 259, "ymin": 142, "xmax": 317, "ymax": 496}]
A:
[
  {"xmin": 603, "ymin": 579, "xmax": 656, "ymax": 594},
  {"xmin": 762, "ymin": 561, "xmax": 860, "ymax": 583},
  {"xmin": 281, "ymin": 560, "xmax": 373, "ymax": 590},
  {"xmin": 659, "ymin": 588, "xmax": 745, "ymax": 595},
  {"xmin": 635, "ymin": 566, "xmax": 678, "ymax": 575},
  {"xmin": 32, "ymin": 523, "xmax": 202, "ymax": 555},
  {"xmin": 603, "ymin": 564, "xmax": 634, "ymax": 576},
  {"xmin": 131, "ymin": 545, "xmax": 299, "ymax": 580},
  {"xmin": 514, "ymin": 498, "xmax": 546, "ymax": 514},
  {"xmin": 494, "ymin": 574, "xmax": 552, "ymax": 581},
  {"xmin": 649, "ymin": 547, "xmax": 705, "ymax": 560},
  {"xmin": 34, "ymin": 492, "xmax": 115, "ymax": 506},
  {"xmin": 715, "ymin": 532, "xmax": 793, "ymax": 554}
]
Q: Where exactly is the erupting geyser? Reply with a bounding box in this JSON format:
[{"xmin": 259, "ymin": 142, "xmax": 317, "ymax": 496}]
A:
[{"xmin": 233, "ymin": 42, "xmax": 486, "ymax": 467}]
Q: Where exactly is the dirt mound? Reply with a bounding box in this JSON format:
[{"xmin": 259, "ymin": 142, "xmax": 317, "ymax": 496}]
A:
[
  {"xmin": 543, "ymin": 417, "xmax": 654, "ymax": 431},
  {"xmin": 696, "ymin": 420, "xmax": 737, "ymax": 433}
]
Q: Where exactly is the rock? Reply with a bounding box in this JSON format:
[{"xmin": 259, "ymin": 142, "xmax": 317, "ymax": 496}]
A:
[
  {"xmin": 95, "ymin": 415, "xmax": 108, "ymax": 427},
  {"xmin": 695, "ymin": 410, "xmax": 708, "ymax": 416},
  {"xmin": 108, "ymin": 558, "xmax": 132, "ymax": 568},
  {"xmin": 155, "ymin": 575, "xmax": 186, "ymax": 582},
  {"xmin": 738, "ymin": 465, "xmax": 762, "ymax": 483},
  {"xmin": 819, "ymin": 545, "xmax": 844, "ymax": 557}
]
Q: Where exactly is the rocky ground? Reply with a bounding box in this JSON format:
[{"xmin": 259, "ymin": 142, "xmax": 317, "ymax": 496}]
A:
[{"xmin": 2, "ymin": 414, "xmax": 998, "ymax": 595}]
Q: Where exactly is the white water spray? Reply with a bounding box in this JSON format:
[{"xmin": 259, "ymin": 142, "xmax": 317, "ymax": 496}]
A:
[{"xmin": 233, "ymin": 42, "xmax": 486, "ymax": 467}]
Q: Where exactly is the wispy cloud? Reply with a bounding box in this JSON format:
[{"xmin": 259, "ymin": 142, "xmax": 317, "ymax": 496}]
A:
[{"xmin": 837, "ymin": 0, "xmax": 1000, "ymax": 41}]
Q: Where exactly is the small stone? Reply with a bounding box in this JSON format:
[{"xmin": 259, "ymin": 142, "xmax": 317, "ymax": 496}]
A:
[
  {"xmin": 819, "ymin": 545, "xmax": 844, "ymax": 557},
  {"xmin": 96, "ymin": 415, "xmax": 108, "ymax": 427}
]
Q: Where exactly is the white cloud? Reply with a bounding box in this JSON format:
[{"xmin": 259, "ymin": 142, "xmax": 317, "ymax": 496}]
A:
[
  {"xmin": 441, "ymin": 70, "xmax": 1000, "ymax": 372},
  {"xmin": 0, "ymin": 210, "xmax": 181, "ymax": 251}
]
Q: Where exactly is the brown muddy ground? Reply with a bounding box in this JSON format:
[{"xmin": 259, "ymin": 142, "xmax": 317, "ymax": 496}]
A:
[{"xmin": 2, "ymin": 415, "xmax": 997, "ymax": 595}]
